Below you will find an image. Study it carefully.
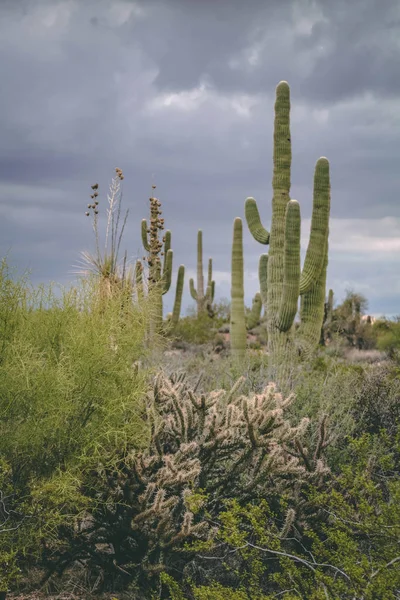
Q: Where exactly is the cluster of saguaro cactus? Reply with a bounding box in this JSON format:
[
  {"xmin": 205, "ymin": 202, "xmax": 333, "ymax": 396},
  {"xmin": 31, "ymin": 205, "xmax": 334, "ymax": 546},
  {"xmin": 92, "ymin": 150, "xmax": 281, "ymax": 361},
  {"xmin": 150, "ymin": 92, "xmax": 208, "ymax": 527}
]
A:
[
  {"xmin": 245, "ymin": 81, "xmax": 331, "ymax": 387},
  {"xmin": 189, "ymin": 230, "xmax": 215, "ymax": 317}
]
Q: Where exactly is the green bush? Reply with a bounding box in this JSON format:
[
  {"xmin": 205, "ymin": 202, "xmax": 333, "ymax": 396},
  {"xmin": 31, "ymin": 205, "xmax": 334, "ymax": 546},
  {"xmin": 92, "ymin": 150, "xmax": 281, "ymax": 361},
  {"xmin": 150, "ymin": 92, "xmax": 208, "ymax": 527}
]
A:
[
  {"xmin": 166, "ymin": 427, "xmax": 400, "ymax": 599},
  {"xmin": 0, "ymin": 259, "xmax": 160, "ymax": 593}
]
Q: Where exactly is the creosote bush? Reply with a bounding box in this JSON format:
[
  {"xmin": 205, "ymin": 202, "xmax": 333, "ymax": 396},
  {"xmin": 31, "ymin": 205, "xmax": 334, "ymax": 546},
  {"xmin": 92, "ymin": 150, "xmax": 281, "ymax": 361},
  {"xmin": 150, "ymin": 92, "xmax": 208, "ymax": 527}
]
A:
[{"xmin": 0, "ymin": 257, "xmax": 162, "ymax": 595}]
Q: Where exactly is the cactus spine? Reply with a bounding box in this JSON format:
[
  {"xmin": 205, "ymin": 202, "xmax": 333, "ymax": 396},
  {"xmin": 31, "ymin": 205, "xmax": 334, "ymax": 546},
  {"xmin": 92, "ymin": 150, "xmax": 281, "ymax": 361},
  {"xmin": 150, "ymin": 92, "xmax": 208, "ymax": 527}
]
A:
[
  {"xmin": 140, "ymin": 193, "xmax": 173, "ymax": 331},
  {"xmin": 189, "ymin": 230, "xmax": 215, "ymax": 315},
  {"xmin": 230, "ymin": 218, "xmax": 247, "ymax": 360},
  {"xmin": 171, "ymin": 264, "xmax": 185, "ymax": 326},
  {"xmin": 245, "ymin": 81, "xmax": 331, "ymax": 388}
]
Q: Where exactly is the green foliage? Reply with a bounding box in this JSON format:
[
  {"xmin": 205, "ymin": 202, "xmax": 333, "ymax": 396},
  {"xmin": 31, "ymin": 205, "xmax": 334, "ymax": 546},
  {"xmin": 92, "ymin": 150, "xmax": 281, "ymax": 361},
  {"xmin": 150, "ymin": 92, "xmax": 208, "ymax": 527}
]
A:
[
  {"xmin": 0, "ymin": 258, "xmax": 159, "ymax": 592},
  {"xmin": 169, "ymin": 426, "xmax": 400, "ymax": 599},
  {"xmin": 169, "ymin": 308, "xmax": 223, "ymax": 344},
  {"xmin": 40, "ymin": 370, "xmax": 320, "ymax": 595},
  {"xmin": 375, "ymin": 317, "xmax": 400, "ymax": 357}
]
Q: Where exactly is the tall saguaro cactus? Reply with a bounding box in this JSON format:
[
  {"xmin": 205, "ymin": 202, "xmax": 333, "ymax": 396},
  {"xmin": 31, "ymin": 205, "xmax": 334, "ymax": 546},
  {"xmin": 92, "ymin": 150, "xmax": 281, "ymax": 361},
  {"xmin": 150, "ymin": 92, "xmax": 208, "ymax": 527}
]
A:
[
  {"xmin": 189, "ymin": 230, "xmax": 215, "ymax": 315},
  {"xmin": 230, "ymin": 218, "xmax": 247, "ymax": 360},
  {"xmin": 245, "ymin": 81, "xmax": 331, "ymax": 388},
  {"xmin": 140, "ymin": 193, "xmax": 173, "ymax": 331}
]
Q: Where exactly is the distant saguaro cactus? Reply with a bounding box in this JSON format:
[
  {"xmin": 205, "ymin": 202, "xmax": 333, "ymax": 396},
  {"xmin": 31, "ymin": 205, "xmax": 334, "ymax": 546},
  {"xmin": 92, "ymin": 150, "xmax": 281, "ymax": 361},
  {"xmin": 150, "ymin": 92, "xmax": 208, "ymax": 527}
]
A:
[
  {"xmin": 246, "ymin": 292, "xmax": 262, "ymax": 330},
  {"xmin": 189, "ymin": 230, "xmax": 215, "ymax": 316},
  {"xmin": 230, "ymin": 218, "xmax": 247, "ymax": 360},
  {"xmin": 139, "ymin": 190, "xmax": 173, "ymax": 332},
  {"xmin": 171, "ymin": 264, "xmax": 185, "ymax": 326},
  {"xmin": 245, "ymin": 81, "xmax": 331, "ymax": 389}
]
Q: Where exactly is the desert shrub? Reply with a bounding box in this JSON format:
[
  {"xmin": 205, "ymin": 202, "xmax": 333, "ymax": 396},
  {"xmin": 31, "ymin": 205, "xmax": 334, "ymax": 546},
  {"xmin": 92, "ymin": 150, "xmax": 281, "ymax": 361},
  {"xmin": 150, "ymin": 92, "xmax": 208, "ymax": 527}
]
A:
[
  {"xmin": 350, "ymin": 363, "xmax": 400, "ymax": 438},
  {"xmin": 165, "ymin": 427, "xmax": 400, "ymax": 599},
  {"xmin": 0, "ymin": 260, "xmax": 160, "ymax": 594},
  {"xmin": 169, "ymin": 311, "xmax": 220, "ymax": 345},
  {"xmin": 375, "ymin": 318, "xmax": 400, "ymax": 358},
  {"xmin": 40, "ymin": 371, "xmax": 328, "ymax": 596}
]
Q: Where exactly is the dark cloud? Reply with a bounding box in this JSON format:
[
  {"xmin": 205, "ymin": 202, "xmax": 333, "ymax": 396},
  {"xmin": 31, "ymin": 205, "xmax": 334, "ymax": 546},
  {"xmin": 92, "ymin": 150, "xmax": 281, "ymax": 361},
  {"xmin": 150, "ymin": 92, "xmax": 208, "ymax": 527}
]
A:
[{"xmin": 0, "ymin": 0, "xmax": 399, "ymax": 316}]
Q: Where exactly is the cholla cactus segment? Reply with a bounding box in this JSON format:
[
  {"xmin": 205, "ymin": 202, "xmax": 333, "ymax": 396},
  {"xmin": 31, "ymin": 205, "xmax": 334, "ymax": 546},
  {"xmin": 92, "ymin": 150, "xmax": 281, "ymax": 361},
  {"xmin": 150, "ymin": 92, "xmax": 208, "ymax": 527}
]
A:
[{"xmin": 230, "ymin": 218, "xmax": 247, "ymax": 360}]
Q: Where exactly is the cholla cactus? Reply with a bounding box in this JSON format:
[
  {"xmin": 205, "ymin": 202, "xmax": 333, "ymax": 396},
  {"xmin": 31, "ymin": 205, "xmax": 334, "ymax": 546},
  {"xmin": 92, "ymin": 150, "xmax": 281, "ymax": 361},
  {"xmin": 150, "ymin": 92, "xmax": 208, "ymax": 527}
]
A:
[{"xmin": 58, "ymin": 372, "xmax": 329, "ymax": 590}]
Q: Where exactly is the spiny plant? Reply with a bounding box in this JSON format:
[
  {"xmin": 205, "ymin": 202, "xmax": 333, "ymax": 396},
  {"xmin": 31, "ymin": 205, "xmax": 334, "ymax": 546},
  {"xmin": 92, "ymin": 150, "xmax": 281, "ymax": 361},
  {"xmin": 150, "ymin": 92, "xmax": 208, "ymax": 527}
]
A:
[
  {"xmin": 245, "ymin": 81, "xmax": 331, "ymax": 389},
  {"xmin": 41, "ymin": 370, "xmax": 321, "ymax": 593},
  {"xmin": 246, "ymin": 292, "xmax": 262, "ymax": 330},
  {"xmin": 71, "ymin": 167, "xmax": 134, "ymax": 315},
  {"xmin": 138, "ymin": 185, "xmax": 173, "ymax": 332},
  {"xmin": 320, "ymin": 288, "xmax": 334, "ymax": 345},
  {"xmin": 190, "ymin": 230, "xmax": 215, "ymax": 317},
  {"xmin": 230, "ymin": 218, "xmax": 247, "ymax": 360},
  {"xmin": 171, "ymin": 264, "xmax": 185, "ymax": 326}
]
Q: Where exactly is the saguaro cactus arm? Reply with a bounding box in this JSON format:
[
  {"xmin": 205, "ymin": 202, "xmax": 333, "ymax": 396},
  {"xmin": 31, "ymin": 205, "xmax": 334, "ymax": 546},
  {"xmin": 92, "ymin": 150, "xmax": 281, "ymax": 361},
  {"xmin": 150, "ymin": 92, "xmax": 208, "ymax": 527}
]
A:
[
  {"xmin": 245, "ymin": 198, "xmax": 270, "ymax": 245},
  {"xmin": 162, "ymin": 249, "xmax": 173, "ymax": 295},
  {"xmin": 171, "ymin": 264, "xmax": 185, "ymax": 325},
  {"xmin": 206, "ymin": 258, "xmax": 215, "ymax": 300},
  {"xmin": 141, "ymin": 219, "xmax": 150, "ymax": 251},
  {"xmin": 259, "ymin": 254, "xmax": 268, "ymax": 306},
  {"xmin": 299, "ymin": 158, "xmax": 330, "ymax": 295},
  {"xmin": 277, "ymin": 200, "xmax": 301, "ymax": 332},
  {"xmin": 189, "ymin": 278, "xmax": 197, "ymax": 300}
]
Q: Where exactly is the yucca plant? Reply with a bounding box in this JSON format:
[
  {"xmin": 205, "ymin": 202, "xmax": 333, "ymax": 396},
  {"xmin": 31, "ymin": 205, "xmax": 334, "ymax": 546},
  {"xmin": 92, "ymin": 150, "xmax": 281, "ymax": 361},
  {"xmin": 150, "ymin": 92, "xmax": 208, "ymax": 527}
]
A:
[{"xmin": 70, "ymin": 167, "xmax": 135, "ymax": 316}]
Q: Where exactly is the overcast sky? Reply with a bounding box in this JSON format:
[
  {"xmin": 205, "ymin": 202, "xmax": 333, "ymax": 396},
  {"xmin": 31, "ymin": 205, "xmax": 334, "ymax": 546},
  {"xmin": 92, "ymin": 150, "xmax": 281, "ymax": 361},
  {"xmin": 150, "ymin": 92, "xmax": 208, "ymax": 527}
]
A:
[{"xmin": 1, "ymin": 0, "xmax": 400, "ymax": 317}]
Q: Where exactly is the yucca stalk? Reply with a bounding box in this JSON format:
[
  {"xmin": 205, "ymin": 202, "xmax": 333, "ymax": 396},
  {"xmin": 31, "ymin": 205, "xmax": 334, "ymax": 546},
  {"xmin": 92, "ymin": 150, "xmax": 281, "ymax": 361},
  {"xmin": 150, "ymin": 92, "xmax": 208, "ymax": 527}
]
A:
[{"xmin": 70, "ymin": 167, "xmax": 134, "ymax": 316}]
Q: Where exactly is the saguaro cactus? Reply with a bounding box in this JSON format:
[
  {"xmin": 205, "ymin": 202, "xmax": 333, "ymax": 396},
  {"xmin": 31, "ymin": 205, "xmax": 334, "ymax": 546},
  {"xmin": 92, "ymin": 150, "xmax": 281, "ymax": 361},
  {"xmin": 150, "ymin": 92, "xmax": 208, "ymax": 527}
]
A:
[
  {"xmin": 245, "ymin": 81, "xmax": 331, "ymax": 388},
  {"xmin": 189, "ymin": 230, "xmax": 215, "ymax": 315},
  {"xmin": 230, "ymin": 218, "xmax": 247, "ymax": 360},
  {"xmin": 171, "ymin": 264, "xmax": 185, "ymax": 326},
  {"xmin": 140, "ymin": 192, "xmax": 173, "ymax": 331},
  {"xmin": 320, "ymin": 288, "xmax": 334, "ymax": 345},
  {"xmin": 246, "ymin": 292, "xmax": 262, "ymax": 330}
]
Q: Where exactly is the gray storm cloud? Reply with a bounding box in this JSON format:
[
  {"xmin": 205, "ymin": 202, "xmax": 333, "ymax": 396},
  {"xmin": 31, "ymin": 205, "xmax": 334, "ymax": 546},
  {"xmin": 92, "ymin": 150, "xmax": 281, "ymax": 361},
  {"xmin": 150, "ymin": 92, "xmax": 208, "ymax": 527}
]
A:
[{"xmin": 1, "ymin": 0, "xmax": 400, "ymax": 316}]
